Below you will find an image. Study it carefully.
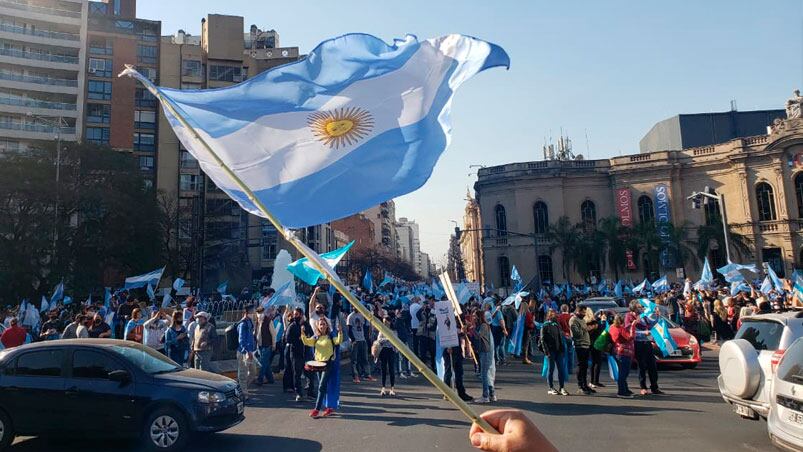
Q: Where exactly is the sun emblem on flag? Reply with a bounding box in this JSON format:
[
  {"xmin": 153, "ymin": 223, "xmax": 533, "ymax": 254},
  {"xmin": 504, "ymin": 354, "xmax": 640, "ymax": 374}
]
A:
[{"xmin": 308, "ymin": 107, "xmax": 374, "ymax": 149}]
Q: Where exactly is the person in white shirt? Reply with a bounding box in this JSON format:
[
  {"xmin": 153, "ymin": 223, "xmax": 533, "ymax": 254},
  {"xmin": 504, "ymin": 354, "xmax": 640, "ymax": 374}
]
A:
[
  {"xmin": 75, "ymin": 316, "xmax": 90, "ymax": 339},
  {"xmin": 143, "ymin": 310, "xmax": 169, "ymax": 352},
  {"xmin": 409, "ymin": 297, "xmax": 423, "ymax": 359}
]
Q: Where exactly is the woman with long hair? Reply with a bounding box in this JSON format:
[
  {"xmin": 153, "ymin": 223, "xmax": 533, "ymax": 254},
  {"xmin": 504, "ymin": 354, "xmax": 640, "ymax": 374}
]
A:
[
  {"xmin": 164, "ymin": 311, "xmax": 189, "ymax": 366},
  {"xmin": 713, "ymin": 299, "xmax": 734, "ymax": 342},
  {"xmin": 474, "ymin": 308, "xmax": 496, "ymax": 403},
  {"xmin": 376, "ymin": 316, "xmax": 397, "ymax": 396},
  {"xmin": 301, "ymin": 317, "xmax": 343, "ymax": 418},
  {"xmin": 609, "ymin": 313, "xmax": 637, "ymax": 398},
  {"xmin": 540, "ymin": 309, "xmax": 567, "ymax": 396},
  {"xmin": 124, "ymin": 308, "xmax": 144, "ymax": 343}
]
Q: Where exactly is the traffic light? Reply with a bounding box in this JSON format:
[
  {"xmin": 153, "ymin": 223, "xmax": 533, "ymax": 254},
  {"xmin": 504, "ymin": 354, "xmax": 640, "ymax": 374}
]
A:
[
  {"xmin": 691, "ymin": 195, "xmax": 701, "ymax": 210},
  {"xmin": 454, "ymin": 227, "xmax": 461, "ymax": 240}
]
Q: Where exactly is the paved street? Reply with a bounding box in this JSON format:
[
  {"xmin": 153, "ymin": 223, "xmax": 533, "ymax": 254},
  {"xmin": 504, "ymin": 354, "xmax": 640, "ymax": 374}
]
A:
[{"xmin": 12, "ymin": 347, "xmax": 773, "ymax": 452}]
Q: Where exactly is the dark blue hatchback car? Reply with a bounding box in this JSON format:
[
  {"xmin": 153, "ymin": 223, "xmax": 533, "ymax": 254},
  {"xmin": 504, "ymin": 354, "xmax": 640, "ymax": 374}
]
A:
[{"xmin": 0, "ymin": 339, "xmax": 244, "ymax": 450}]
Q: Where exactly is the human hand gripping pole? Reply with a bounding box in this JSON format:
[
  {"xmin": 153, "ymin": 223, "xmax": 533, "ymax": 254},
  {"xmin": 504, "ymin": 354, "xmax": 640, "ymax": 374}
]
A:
[{"xmin": 120, "ymin": 65, "xmax": 499, "ymax": 435}]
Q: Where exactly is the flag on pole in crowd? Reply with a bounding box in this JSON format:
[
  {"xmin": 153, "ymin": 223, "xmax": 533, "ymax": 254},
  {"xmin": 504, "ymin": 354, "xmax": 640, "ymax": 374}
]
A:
[
  {"xmin": 104, "ymin": 287, "xmax": 112, "ymax": 308},
  {"xmin": 146, "ymin": 284, "xmax": 155, "ymax": 301},
  {"xmin": 760, "ymin": 276, "xmax": 773, "ymax": 295},
  {"xmin": 638, "ymin": 298, "xmax": 658, "ymax": 318},
  {"xmin": 216, "ymin": 281, "xmax": 228, "ymax": 295},
  {"xmin": 730, "ymin": 281, "xmax": 751, "ymax": 296},
  {"xmin": 363, "ymin": 269, "xmax": 374, "ymax": 293},
  {"xmin": 63, "ymin": 296, "xmax": 72, "ymax": 305},
  {"xmin": 379, "ymin": 273, "xmax": 394, "ymax": 288},
  {"xmin": 173, "ymin": 278, "xmax": 185, "ymax": 291},
  {"xmin": 264, "ymin": 280, "xmax": 297, "ymax": 308},
  {"xmin": 791, "ymin": 270, "xmax": 803, "ymax": 306},
  {"xmin": 120, "ymin": 34, "xmax": 509, "ymax": 230},
  {"xmin": 597, "ymin": 278, "xmax": 607, "ymax": 294},
  {"xmin": 651, "ymin": 318, "xmax": 679, "ymax": 357},
  {"xmin": 161, "ymin": 292, "xmax": 172, "ymax": 309},
  {"xmin": 607, "ymin": 353, "xmax": 619, "ymax": 381},
  {"xmin": 84, "ymin": 294, "xmax": 92, "ymax": 307},
  {"xmin": 551, "ymin": 285, "xmax": 562, "ymax": 297},
  {"xmin": 510, "ymin": 265, "xmax": 523, "ymax": 291},
  {"xmin": 695, "ymin": 257, "xmax": 713, "ymax": 289},
  {"xmin": 718, "ymin": 262, "xmax": 758, "ymax": 283},
  {"xmin": 565, "ymin": 283, "xmax": 572, "ymax": 299},
  {"xmin": 50, "ymin": 280, "xmax": 64, "ymax": 304},
  {"xmin": 614, "ymin": 280, "xmax": 623, "ymax": 298},
  {"xmin": 123, "ymin": 266, "xmax": 165, "ymax": 290},
  {"xmin": 683, "ymin": 279, "xmax": 691, "ymax": 297},
  {"xmin": 633, "ymin": 278, "xmax": 648, "ymax": 294},
  {"xmin": 287, "ymin": 240, "xmax": 354, "ymax": 286},
  {"xmin": 766, "ymin": 264, "xmax": 784, "ymax": 292},
  {"xmin": 40, "ymin": 296, "xmax": 49, "ymax": 313},
  {"xmin": 651, "ymin": 275, "xmax": 669, "ymax": 294}
]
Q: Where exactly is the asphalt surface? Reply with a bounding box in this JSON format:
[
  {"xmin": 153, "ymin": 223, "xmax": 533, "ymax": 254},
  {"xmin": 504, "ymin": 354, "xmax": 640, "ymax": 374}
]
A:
[{"xmin": 12, "ymin": 347, "xmax": 774, "ymax": 452}]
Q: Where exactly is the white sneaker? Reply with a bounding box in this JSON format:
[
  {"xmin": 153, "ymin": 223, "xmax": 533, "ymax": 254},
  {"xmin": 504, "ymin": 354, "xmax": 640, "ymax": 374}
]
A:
[
  {"xmin": 400, "ymin": 373, "xmax": 409, "ymax": 379},
  {"xmin": 559, "ymin": 388, "xmax": 569, "ymax": 396},
  {"xmin": 547, "ymin": 389, "xmax": 559, "ymax": 395},
  {"xmin": 475, "ymin": 397, "xmax": 490, "ymax": 404},
  {"xmin": 410, "ymin": 372, "xmax": 419, "ymax": 377},
  {"xmin": 490, "ymin": 394, "xmax": 498, "ymax": 402}
]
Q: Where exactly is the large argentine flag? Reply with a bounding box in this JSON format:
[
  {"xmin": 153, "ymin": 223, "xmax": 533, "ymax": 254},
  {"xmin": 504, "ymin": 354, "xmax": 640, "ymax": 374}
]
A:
[
  {"xmin": 124, "ymin": 266, "xmax": 165, "ymax": 290},
  {"xmin": 121, "ymin": 34, "xmax": 509, "ymax": 227}
]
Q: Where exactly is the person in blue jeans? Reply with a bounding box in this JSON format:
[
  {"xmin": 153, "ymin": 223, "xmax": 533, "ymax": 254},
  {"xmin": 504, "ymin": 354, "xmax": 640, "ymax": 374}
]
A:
[
  {"xmin": 540, "ymin": 310, "xmax": 568, "ymax": 395},
  {"xmin": 255, "ymin": 306, "xmax": 278, "ymax": 385},
  {"xmin": 475, "ymin": 309, "xmax": 497, "ymax": 403},
  {"xmin": 609, "ymin": 314, "xmax": 637, "ymax": 398}
]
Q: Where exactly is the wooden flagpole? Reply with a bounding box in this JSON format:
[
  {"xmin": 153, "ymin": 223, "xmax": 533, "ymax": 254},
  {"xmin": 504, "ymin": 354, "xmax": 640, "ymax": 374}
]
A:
[{"xmin": 122, "ymin": 67, "xmax": 497, "ymax": 435}]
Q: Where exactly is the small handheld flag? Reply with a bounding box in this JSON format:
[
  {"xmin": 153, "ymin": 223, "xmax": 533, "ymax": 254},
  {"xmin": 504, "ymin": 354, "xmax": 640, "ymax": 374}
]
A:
[
  {"xmin": 287, "ymin": 241, "xmax": 353, "ymax": 286},
  {"xmin": 216, "ymin": 281, "xmax": 228, "ymax": 295}
]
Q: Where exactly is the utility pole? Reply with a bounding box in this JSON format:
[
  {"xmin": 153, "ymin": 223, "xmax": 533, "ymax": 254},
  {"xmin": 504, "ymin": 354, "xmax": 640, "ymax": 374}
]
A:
[{"xmin": 687, "ymin": 189, "xmax": 731, "ymax": 263}]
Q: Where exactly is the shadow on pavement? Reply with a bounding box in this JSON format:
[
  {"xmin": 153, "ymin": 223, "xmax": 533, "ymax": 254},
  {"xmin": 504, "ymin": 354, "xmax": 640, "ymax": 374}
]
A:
[{"xmin": 12, "ymin": 434, "xmax": 323, "ymax": 451}]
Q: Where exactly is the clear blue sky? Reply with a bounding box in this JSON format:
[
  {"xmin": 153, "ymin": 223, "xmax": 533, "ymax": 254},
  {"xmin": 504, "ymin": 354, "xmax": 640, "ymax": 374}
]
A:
[{"xmin": 140, "ymin": 0, "xmax": 803, "ymax": 264}]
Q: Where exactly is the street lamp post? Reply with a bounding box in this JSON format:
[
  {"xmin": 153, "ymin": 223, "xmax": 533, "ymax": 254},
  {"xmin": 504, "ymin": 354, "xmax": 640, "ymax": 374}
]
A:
[
  {"xmin": 28, "ymin": 114, "xmax": 67, "ymax": 261},
  {"xmin": 688, "ymin": 190, "xmax": 731, "ymax": 263}
]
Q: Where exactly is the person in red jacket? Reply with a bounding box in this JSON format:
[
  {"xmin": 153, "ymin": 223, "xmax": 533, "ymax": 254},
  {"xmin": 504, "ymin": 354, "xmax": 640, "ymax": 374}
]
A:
[
  {"xmin": 522, "ymin": 300, "xmax": 536, "ymax": 365},
  {"xmin": 608, "ymin": 314, "xmax": 637, "ymax": 398},
  {"xmin": 1, "ymin": 318, "xmax": 27, "ymax": 349}
]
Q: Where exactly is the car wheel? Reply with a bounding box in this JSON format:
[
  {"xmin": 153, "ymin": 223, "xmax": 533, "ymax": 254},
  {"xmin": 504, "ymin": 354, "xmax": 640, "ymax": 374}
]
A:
[
  {"xmin": 142, "ymin": 407, "xmax": 187, "ymax": 451},
  {"xmin": 0, "ymin": 410, "xmax": 15, "ymax": 450},
  {"xmin": 682, "ymin": 363, "xmax": 698, "ymax": 369}
]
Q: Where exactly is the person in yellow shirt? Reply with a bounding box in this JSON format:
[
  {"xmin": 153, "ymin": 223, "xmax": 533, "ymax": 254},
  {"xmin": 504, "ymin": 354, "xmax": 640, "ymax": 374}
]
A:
[{"xmin": 302, "ymin": 317, "xmax": 343, "ymax": 418}]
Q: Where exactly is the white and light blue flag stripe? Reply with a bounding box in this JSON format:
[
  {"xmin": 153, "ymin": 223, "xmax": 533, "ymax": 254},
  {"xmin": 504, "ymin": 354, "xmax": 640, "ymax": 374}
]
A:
[
  {"xmin": 121, "ymin": 34, "xmax": 509, "ymax": 228},
  {"xmin": 124, "ymin": 266, "xmax": 165, "ymax": 290}
]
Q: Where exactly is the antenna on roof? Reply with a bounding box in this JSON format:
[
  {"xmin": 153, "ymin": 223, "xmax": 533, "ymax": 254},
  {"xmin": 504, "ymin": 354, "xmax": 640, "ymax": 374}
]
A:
[
  {"xmin": 730, "ymin": 99, "xmax": 738, "ymax": 112},
  {"xmin": 584, "ymin": 129, "xmax": 590, "ymax": 156}
]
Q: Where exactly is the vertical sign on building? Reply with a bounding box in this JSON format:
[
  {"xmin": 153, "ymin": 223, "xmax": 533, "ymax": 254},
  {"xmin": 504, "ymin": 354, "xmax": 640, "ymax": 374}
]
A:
[
  {"xmin": 616, "ymin": 188, "xmax": 636, "ymax": 270},
  {"xmin": 654, "ymin": 184, "xmax": 673, "ymax": 268}
]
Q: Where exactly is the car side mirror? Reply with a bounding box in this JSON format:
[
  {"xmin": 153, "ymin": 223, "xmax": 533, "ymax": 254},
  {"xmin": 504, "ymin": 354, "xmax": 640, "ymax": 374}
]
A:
[{"xmin": 108, "ymin": 369, "xmax": 131, "ymax": 384}]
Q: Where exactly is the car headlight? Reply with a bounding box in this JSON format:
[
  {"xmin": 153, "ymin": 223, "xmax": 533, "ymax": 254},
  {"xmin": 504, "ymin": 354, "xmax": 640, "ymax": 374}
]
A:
[
  {"xmin": 198, "ymin": 391, "xmax": 226, "ymax": 403},
  {"xmin": 688, "ymin": 336, "xmax": 698, "ymax": 346}
]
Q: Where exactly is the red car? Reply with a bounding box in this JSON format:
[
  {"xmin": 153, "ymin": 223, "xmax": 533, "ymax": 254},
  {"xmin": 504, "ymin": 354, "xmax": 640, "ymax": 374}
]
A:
[{"xmin": 607, "ymin": 308, "xmax": 701, "ymax": 368}]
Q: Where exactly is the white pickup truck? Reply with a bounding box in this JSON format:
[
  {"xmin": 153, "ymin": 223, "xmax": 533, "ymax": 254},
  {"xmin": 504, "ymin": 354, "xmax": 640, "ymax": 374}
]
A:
[{"xmin": 718, "ymin": 311, "xmax": 803, "ymax": 420}]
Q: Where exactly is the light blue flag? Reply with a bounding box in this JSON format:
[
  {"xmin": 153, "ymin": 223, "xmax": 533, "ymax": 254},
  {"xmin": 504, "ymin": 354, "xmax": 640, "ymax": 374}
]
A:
[
  {"xmin": 510, "ymin": 265, "xmax": 523, "ymax": 290},
  {"xmin": 597, "ymin": 278, "xmax": 607, "ymax": 294},
  {"xmin": 84, "ymin": 294, "xmax": 92, "ymax": 307},
  {"xmin": 760, "ymin": 276, "xmax": 773, "ymax": 294},
  {"xmin": 633, "ymin": 278, "xmax": 648, "ymax": 294},
  {"xmin": 651, "ymin": 318, "xmax": 679, "ymax": 357},
  {"xmin": 121, "ymin": 34, "xmax": 509, "ymax": 229},
  {"xmin": 287, "ymin": 241, "xmax": 354, "ymax": 286},
  {"xmin": 718, "ymin": 262, "xmax": 758, "ymax": 283},
  {"xmin": 63, "ymin": 296, "xmax": 72, "ymax": 305},
  {"xmin": 695, "ymin": 257, "xmax": 713, "ymax": 289},
  {"xmin": 40, "ymin": 296, "xmax": 49, "ymax": 313},
  {"xmin": 104, "ymin": 287, "xmax": 112, "ymax": 308},
  {"xmin": 792, "ymin": 271, "xmax": 803, "ymax": 304},
  {"xmin": 216, "ymin": 281, "xmax": 228, "ymax": 295},
  {"xmin": 146, "ymin": 284, "xmax": 155, "ymax": 301},
  {"xmin": 730, "ymin": 281, "xmax": 751, "ymax": 296},
  {"xmin": 124, "ymin": 266, "xmax": 165, "ymax": 290},
  {"xmin": 614, "ymin": 280, "xmax": 623, "ymax": 298},
  {"xmin": 161, "ymin": 293, "xmax": 172, "ymax": 309},
  {"xmin": 264, "ymin": 280, "xmax": 297, "ymax": 308},
  {"xmin": 565, "ymin": 283, "xmax": 572, "ymax": 299},
  {"xmin": 363, "ymin": 270, "xmax": 374, "ymax": 293},
  {"xmin": 766, "ymin": 264, "xmax": 784, "ymax": 292},
  {"xmin": 50, "ymin": 280, "xmax": 64, "ymax": 304},
  {"xmin": 652, "ymin": 275, "xmax": 669, "ymax": 294},
  {"xmin": 173, "ymin": 278, "xmax": 185, "ymax": 291},
  {"xmin": 551, "ymin": 285, "xmax": 562, "ymax": 297},
  {"xmin": 638, "ymin": 298, "xmax": 657, "ymax": 318}
]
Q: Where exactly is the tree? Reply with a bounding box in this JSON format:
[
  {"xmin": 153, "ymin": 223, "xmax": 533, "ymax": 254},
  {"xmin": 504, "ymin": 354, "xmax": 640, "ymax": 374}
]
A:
[
  {"xmin": 446, "ymin": 234, "xmax": 466, "ymax": 282},
  {"xmin": 660, "ymin": 221, "xmax": 698, "ymax": 274},
  {"xmin": 631, "ymin": 221, "xmax": 662, "ymax": 279},
  {"xmin": 343, "ymin": 246, "xmax": 421, "ymax": 285},
  {"xmin": 0, "ymin": 142, "xmax": 161, "ymax": 304},
  {"xmin": 695, "ymin": 214, "xmax": 753, "ymax": 264},
  {"xmin": 547, "ymin": 216, "xmax": 578, "ymax": 282},
  {"xmin": 598, "ymin": 216, "xmax": 627, "ymax": 280}
]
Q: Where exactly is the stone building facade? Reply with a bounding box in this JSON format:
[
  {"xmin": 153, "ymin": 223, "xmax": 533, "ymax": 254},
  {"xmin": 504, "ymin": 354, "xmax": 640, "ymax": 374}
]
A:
[{"xmin": 475, "ymin": 109, "xmax": 803, "ymax": 291}]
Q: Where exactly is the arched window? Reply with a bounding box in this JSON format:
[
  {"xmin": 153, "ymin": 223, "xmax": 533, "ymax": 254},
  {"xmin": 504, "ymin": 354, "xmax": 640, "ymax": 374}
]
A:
[
  {"xmin": 498, "ymin": 256, "xmax": 510, "ymax": 287},
  {"xmin": 756, "ymin": 182, "xmax": 777, "ymax": 221},
  {"xmin": 533, "ymin": 201, "xmax": 548, "ymax": 234},
  {"xmin": 795, "ymin": 173, "xmax": 803, "ymax": 219},
  {"xmin": 703, "ymin": 190, "xmax": 721, "ymax": 226},
  {"xmin": 637, "ymin": 195, "xmax": 654, "ymax": 224},
  {"xmin": 495, "ymin": 204, "xmax": 507, "ymax": 236},
  {"xmin": 537, "ymin": 255, "xmax": 553, "ymax": 285},
  {"xmin": 581, "ymin": 200, "xmax": 596, "ymax": 230}
]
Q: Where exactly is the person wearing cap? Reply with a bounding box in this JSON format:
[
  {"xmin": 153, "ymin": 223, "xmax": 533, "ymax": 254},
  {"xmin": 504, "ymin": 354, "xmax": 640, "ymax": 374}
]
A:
[
  {"xmin": 237, "ymin": 304, "xmax": 257, "ymax": 400},
  {"xmin": 193, "ymin": 311, "xmax": 215, "ymax": 371},
  {"xmin": 1, "ymin": 318, "xmax": 26, "ymax": 348}
]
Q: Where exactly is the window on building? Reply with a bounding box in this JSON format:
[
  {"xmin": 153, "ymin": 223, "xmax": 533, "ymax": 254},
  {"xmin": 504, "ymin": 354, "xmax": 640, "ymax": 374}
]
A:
[
  {"xmin": 86, "ymin": 103, "xmax": 110, "ymax": 124},
  {"xmin": 704, "ymin": 191, "xmax": 721, "ymax": 226},
  {"xmin": 209, "ymin": 65, "xmax": 241, "ymax": 82},
  {"xmin": 85, "ymin": 126, "xmax": 110, "ymax": 145},
  {"xmin": 178, "ymin": 219, "xmax": 192, "ymax": 240},
  {"xmin": 182, "ymin": 60, "xmax": 202, "ymax": 78},
  {"xmin": 180, "ymin": 150, "xmax": 198, "ymax": 168},
  {"xmin": 537, "ymin": 255, "xmax": 554, "ymax": 285},
  {"xmin": 179, "ymin": 174, "xmax": 198, "ymax": 192},
  {"xmin": 762, "ymin": 247, "xmax": 785, "ymax": 278},
  {"xmin": 88, "ymin": 38, "xmax": 113, "ymax": 56},
  {"xmin": 133, "ymin": 132, "xmax": 155, "ymax": 151},
  {"xmin": 135, "ymin": 88, "xmax": 156, "ymax": 107},
  {"xmin": 114, "ymin": 20, "xmax": 133, "ymax": 31},
  {"xmin": 139, "ymin": 155, "xmax": 154, "ymax": 170},
  {"xmin": 533, "ymin": 201, "xmax": 548, "ymax": 234},
  {"xmin": 87, "ymin": 80, "xmax": 112, "ymax": 100},
  {"xmin": 88, "ymin": 58, "xmax": 112, "ymax": 77},
  {"xmin": 262, "ymin": 225, "xmax": 278, "ymax": 260},
  {"xmin": 137, "ymin": 45, "xmax": 157, "ymax": 64},
  {"xmin": 89, "ymin": 2, "xmax": 107, "ymax": 15},
  {"xmin": 112, "ymin": 0, "xmax": 121, "ymax": 15},
  {"xmin": 795, "ymin": 173, "xmax": 803, "ymax": 219},
  {"xmin": 756, "ymin": 182, "xmax": 777, "ymax": 221},
  {"xmin": 637, "ymin": 195, "xmax": 654, "ymax": 224},
  {"xmin": 495, "ymin": 204, "xmax": 507, "ymax": 236},
  {"xmin": 498, "ymin": 256, "xmax": 510, "ymax": 288},
  {"xmin": 0, "ymin": 139, "xmax": 20, "ymax": 153},
  {"xmin": 134, "ymin": 110, "xmax": 156, "ymax": 129},
  {"xmin": 581, "ymin": 200, "xmax": 597, "ymax": 230},
  {"xmin": 137, "ymin": 66, "xmax": 157, "ymax": 81}
]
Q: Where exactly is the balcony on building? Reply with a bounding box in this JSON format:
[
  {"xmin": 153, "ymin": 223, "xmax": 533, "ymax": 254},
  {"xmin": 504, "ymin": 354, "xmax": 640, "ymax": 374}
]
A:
[
  {"xmin": 0, "ymin": 0, "xmax": 84, "ymax": 27},
  {"xmin": 0, "ymin": 63, "xmax": 78, "ymax": 94},
  {"xmin": 0, "ymin": 113, "xmax": 76, "ymax": 141},
  {"xmin": 0, "ymin": 39, "xmax": 81, "ymax": 70},
  {"xmin": 0, "ymin": 88, "xmax": 77, "ymax": 118}
]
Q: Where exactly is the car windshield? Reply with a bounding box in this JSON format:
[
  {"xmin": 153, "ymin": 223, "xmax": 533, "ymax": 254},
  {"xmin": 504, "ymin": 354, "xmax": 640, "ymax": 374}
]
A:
[
  {"xmin": 735, "ymin": 320, "xmax": 784, "ymax": 351},
  {"xmin": 108, "ymin": 344, "xmax": 182, "ymax": 374},
  {"xmin": 778, "ymin": 338, "xmax": 803, "ymax": 384}
]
